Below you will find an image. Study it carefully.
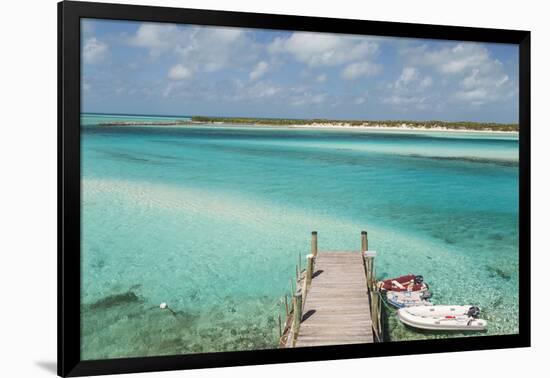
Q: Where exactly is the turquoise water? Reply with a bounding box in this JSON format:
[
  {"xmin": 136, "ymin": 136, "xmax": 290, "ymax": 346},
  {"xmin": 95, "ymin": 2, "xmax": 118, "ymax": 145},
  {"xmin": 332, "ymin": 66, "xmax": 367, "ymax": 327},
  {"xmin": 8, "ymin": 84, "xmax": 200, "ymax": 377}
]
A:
[{"xmin": 80, "ymin": 113, "xmax": 519, "ymax": 359}]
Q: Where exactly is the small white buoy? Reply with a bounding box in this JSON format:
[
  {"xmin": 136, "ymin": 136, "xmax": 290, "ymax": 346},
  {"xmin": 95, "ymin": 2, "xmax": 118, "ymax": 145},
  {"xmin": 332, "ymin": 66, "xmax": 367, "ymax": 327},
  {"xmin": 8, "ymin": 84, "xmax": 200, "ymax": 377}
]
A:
[{"xmin": 160, "ymin": 302, "xmax": 167, "ymax": 309}]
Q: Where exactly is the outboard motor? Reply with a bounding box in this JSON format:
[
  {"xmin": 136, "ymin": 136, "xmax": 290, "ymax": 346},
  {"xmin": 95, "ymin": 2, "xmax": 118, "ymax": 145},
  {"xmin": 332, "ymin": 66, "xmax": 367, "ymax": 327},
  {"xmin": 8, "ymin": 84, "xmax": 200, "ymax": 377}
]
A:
[
  {"xmin": 420, "ymin": 291, "xmax": 432, "ymax": 300},
  {"xmin": 467, "ymin": 306, "xmax": 481, "ymax": 318},
  {"xmin": 414, "ymin": 275, "xmax": 424, "ymax": 285}
]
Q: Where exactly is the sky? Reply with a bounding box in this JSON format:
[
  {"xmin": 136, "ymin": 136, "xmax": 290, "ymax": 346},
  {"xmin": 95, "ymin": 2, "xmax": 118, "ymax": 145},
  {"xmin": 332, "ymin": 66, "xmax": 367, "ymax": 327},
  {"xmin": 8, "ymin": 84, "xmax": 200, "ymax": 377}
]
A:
[{"xmin": 81, "ymin": 19, "xmax": 519, "ymax": 123}]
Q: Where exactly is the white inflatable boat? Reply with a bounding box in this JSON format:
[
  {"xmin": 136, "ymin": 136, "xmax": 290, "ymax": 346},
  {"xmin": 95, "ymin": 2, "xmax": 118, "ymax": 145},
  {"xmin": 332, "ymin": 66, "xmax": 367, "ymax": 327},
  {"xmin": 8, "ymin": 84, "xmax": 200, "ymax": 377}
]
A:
[
  {"xmin": 386, "ymin": 290, "xmax": 433, "ymax": 308},
  {"xmin": 397, "ymin": 305, "xmax": 488, "ymax": 331}
]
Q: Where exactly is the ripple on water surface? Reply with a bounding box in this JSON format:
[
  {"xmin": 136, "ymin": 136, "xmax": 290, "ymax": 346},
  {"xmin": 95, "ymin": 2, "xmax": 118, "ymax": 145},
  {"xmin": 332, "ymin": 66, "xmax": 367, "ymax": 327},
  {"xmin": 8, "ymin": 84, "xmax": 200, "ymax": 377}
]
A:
[
  {"xmin": 81, "ymin": 120, "xmax": 518, "ymax": 358},
  {"xmin": 81, "ymin": 176, "xmax": 518, "ymax": 359}
]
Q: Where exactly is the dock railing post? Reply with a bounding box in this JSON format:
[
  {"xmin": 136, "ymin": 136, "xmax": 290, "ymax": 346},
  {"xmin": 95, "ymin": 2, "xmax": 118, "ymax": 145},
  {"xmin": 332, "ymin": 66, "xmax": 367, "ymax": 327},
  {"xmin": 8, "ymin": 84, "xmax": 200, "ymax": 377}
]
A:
[
  {"xmin": 364, "ymin": 250, "xmax": 376, "ymax": 291},
  {"xmin": 278, "ymin": 312, "xmax": 282, "ymax": 339},
  {"xmin": 306, "ymin": 254, "xmax": 314, "ymax": 289},
  {"xmin": 284, "ymin": 294, "xmax": 289, "ymax": 316},
  {"xmin": 291, "ymin": 291, "xmax": 303, "ymax": 347},
  {"xmin": 361, "ymin": 230, "xmax": 368, "ymax": 253},
  {"xmin": 311, "ymin": 231, "xmax": 318, "ymax": 257},
  {"xmin": 363, "ymin": 246, "xmax": 381, "ymax": 341}
]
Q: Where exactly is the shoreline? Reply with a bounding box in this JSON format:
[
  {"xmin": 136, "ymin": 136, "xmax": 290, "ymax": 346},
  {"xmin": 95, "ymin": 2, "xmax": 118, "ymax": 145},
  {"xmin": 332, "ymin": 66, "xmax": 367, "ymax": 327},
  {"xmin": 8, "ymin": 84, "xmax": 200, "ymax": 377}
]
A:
[
  {"xmin": 98, "ymin": 121, "xmax": 519, "ymax": 134},
  {"xmin": 270, "ymin": 123, "xmax": 518, "ymax": 134}
]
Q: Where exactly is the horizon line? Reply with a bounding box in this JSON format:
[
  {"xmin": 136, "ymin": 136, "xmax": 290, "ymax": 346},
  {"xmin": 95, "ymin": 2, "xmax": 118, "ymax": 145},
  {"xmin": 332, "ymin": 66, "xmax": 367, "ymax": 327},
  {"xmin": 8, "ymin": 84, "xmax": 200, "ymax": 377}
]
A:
[{"xmin": 82, "ymin": 112, "xmax": 518, "ymax": 125}]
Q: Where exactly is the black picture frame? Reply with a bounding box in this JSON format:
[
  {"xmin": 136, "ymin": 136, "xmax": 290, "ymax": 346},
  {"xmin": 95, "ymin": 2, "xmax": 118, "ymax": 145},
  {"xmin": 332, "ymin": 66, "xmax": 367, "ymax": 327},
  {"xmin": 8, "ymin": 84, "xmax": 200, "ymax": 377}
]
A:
[{"xmin": 58, "ymin": 1, "xmax": 531, "ymax": 376}]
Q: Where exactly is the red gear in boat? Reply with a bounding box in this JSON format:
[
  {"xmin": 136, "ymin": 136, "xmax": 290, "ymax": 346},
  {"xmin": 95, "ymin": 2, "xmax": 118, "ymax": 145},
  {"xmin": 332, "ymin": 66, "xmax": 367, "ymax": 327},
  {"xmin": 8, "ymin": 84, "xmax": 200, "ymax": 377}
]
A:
[{"xmin": 377, "ymin": 274, "xmax": 427, "ymax": 292}]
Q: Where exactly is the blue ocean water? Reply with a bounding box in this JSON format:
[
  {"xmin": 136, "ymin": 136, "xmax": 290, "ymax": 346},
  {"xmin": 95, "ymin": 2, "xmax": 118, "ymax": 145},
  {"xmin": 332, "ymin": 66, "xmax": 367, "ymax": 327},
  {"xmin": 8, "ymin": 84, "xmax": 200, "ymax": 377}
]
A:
[{"xmin": 80, "ymin": 113, "xmax": 519, "ymax": 359}]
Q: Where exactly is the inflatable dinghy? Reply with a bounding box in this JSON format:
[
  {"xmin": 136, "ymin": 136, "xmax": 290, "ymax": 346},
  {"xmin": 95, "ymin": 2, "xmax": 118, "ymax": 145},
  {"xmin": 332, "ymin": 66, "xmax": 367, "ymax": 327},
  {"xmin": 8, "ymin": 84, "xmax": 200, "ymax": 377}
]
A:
[
  {"xmin": 386, "ymin": 290, "xmax": 433, "ymax": 308},
  {"xmin": 397, "ymin": 305, "xmax": 487, "ymax": 331},
  {"xmin": 377, "ymin": 274, "xmax": 428, "ymax": 292}
]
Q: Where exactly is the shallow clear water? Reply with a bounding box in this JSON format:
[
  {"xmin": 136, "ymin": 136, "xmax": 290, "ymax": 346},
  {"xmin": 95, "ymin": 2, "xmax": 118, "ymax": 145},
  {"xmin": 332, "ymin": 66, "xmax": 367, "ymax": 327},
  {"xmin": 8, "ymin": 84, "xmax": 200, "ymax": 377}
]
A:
[{"xmin": 80, "ymin": 113, "xmax": 519, "ymax": 359}]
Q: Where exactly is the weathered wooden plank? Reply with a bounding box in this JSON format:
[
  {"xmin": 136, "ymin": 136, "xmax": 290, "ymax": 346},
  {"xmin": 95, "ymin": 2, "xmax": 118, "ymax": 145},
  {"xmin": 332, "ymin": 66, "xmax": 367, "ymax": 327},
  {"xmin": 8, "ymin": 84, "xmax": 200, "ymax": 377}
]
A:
[
  {"xmin": 300, "ymin": 323, "xmax": 372, "ymax": 328},
  {"xmin": 302, "ymin": 302, "xmax": 369, "ymax": 309},
  {"xmin": 298, "ymin": 334, "xmax": 373, "ymax": 340},
  {"xmin": 292, "ymin": 250, "xmax": 374, "ymax": 347},
  {"xmin": 308, "ymin": 280, "xmax": 367, "ymax": 284},
  {"xmin": 307, "ymin": 288, "xmax": 367, "ymax": 293},
  {"xmin": 301, "ymin": 316, "xmax": 371, "ymax": 322},
  {"xmin": 301, "ymin": 312, "xmax": 370, "ymax": 317},
  {"xmin": 298, "ymin": 331, "xmax": 373, "ymax": 337},
  {"xmin": 299, "ymin": 320, "xmax": 371, "ymax": 325},
  {"xmin": 306, "ymin": 291, "xmax": 367, "ymax": 296},
  {"xmin": 298, "ymin": 334, "xmax": 373, "ymax": 339},
  {"xmin": 299, "ymin": 322, "xmax": 371, "ymax": 327},
  {"xmin": 296, "ymin": 335, "xmax": 371, "ymax": 340},
  {"xmin": 295, "ymin": 340, "xmax": 368, "ymax": 347},
  {"xmin": 303, "ymin": 302, "xmax": 368, "ymax": 307},
  {"xmin": 306, "ymin": 292, "xmax": 374, "ymax": 303},
  {"xmin": 298, "ymin": 325, "xmax": 372, "ymax": 330},
  {"xmin": 295, "ymin": 339, "xmax": 369, "ymax": 345}
]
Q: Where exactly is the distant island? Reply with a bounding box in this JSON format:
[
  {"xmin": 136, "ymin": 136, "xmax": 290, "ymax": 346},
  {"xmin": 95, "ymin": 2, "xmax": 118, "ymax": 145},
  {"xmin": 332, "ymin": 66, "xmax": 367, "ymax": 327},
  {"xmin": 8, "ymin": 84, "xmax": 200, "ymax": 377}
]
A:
[
  {"xmin": 98, "ymin": 121, "xmax": 188, "ymax": 126},
  {"xmin": 99, "ymin": 116, "xmax": 519, "ymax": 133}
]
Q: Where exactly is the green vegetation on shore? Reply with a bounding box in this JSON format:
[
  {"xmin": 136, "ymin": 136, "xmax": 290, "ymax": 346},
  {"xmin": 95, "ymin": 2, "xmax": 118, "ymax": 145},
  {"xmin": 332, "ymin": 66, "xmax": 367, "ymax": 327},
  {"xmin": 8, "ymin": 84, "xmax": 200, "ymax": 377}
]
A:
[
  {"xmin": 99, "ymin": 121, "xmax": 188, "ymax": 126},
  {"xmin": 190, "ymin": 116, "xmax": 518, "ymax": 132},
  {"xmin": 97, "ymin": 116, "xmax": 518, "ymax": 132}
]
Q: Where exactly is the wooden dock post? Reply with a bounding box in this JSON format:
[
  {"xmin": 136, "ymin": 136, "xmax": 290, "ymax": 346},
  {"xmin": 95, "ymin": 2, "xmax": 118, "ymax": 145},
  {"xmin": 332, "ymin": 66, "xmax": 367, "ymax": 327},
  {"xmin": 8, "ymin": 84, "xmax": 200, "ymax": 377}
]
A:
[
  {"xmin": 311, "ymin": 231, "xmax": 318, "ymax": 257},
  {"xmin": 361, "ymin": 230, "xmax": 368, "ymax": 252},
  {"xmin": 364, "ymin": 249, "xmax": 377, "ymax": 292},
  {"xmin": 284, "ymin": 294, "xmax": 289, "ymax": 316},
  {"xmin": 278, "ymin": 312, "xmax": 282, "ymax": 338},
  {"xmin": 306, "ymin": 254, "xmax": 314, "ymax": 288},
  {"xmin": 291, "ymin": 291, "xmax": 303, "ymax": 346}
]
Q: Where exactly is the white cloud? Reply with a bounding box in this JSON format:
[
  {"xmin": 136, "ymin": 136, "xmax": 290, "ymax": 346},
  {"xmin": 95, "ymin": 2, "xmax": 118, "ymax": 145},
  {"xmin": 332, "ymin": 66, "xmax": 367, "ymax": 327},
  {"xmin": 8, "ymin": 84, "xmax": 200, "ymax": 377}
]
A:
[
  {"xmin": 315, "ymin": 74, "xmax": 327, "ymax": 83},
  {"xmin": 249, "ymin": 61, "xmax": 270, "ymax": 81},
  {"xmin": 129, "ymin": 23, "xmax": 254, "ymax": 72},
  {"xmin": 341, "ymin": 62, "xmax": 381, "ymax": 80},
  {"xmin": 397, "ymin": 67, "xmax": 419, "ymax": 85},
  {"xmin": 311, "ymin": 94, "xmax": 326, "ymax": 104},
  {"xmin": 210, "ymin": 28, "xmax": 243, "ymax": 43},
  {"xmin": 83, "ymin": 37, "xmax": 108, "ymax": 64},
  {"xmin": 400, "ymin": 42, "xmax": 517, "ymax": 106},
  {"xmin": 176, "ymin": 27, "xmax": 248, "ymax": 72},
  {"xmin": 402, "ymin": 43, "xmax": 491, "ymax": 75},
  {"xmin": 269, "ymin": 32, "xmax": 378, "ymax": 67},
  {"xmin": 455, "ymin": 67, "xmax": 513, "ymax": 106},
  {"xmin": 389, "ymin": 67, "xmax": 432, "ymax": 90},
  {"xmin": 460, "ymin": 67, "xmax": 509, "ymax": 90},
  {"xmin": 383, "ymin": 67, "xmax": 433, "ymax": 110},
  {"xmin": 162, "ymin": 83, "xmax": 176, "ymax": 98},
  {"xmin": 291, "ymin": 92, "xmax": 327, "ymax": 107},
  {"xmin": 168, "ymin": 64, "xmax": 192, "ymax": 80},
  {"xmin": 453, "ymin": 88, "xmax": 487, "ymax": 104},
  {"xmin": 91, "ymin": 21, "xmax": 517, "ymax": 118},
  {"xmin": 217, "ymin": 78, "xmax": 327, "ymax": 108},
  {"xmin": 383, "ymin": 94, "xmax": 428, "ymax": 109},
  {"xmin": 225, "ymin": 79, "xmax": 283, "ymax": 102},
  {"xmin": 419, "ymin": 76, "xmax": 433, "ymax": 88},
  {"xmin": 354, "ymin": 96, "xmax": 367, "ymax": 105},
  {"xmin": 129, "ymin": 23, "xmax": 179, "ymax": 57},
  {"xmin": 81, "ymin": 21, "xmax": 95, "ymax": 35},
  {"xmin": 252, "ymin": 81, "xmax": 282, "ymax": 98},
  {"xmin": 270, "ymin": 32, "xmax": 381, "ymax": 83}
]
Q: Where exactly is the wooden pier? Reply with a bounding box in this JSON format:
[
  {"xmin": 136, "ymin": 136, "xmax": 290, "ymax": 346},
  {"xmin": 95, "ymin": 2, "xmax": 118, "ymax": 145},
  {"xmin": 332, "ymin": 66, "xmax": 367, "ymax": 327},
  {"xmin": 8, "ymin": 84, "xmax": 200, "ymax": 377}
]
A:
[{"xmin": 280, "ymin": 231, "xmax": 383, "ymax": 348}]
